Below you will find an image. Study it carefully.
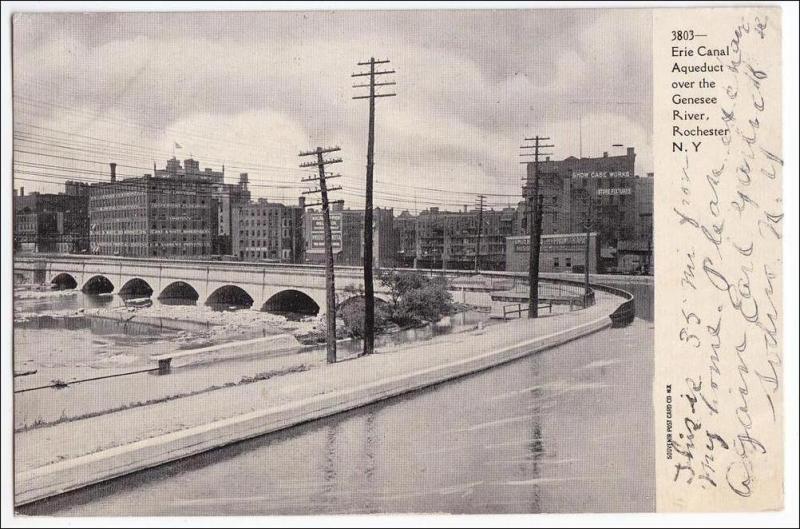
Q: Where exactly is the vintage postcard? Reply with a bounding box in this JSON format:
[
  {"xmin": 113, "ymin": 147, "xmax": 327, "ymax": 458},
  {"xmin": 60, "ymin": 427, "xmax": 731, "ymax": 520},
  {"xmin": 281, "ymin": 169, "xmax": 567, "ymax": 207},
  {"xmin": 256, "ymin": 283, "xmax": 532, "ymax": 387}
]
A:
[{"xmin": 1, "ymin": 3, "xmax": 795, "ymax": 523}]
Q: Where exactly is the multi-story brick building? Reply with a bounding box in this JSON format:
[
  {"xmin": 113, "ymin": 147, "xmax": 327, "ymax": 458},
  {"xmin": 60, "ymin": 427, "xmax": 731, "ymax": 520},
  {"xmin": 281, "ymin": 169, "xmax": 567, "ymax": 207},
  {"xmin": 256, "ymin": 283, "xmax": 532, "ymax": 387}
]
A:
[
  {"xmin": 213, "ymin": 173, "xmax": 251, "ymax": 255},
  {"xmin": 521, "ymin": 147, "xmax": 653, "ymax": 269},
  {"xmin": 303, "ymin": 204, "xmax": 396, "ymax": 268},
  {"xmin": 88, "ymin": 160, "xmax": 217, "ymax": 258},
  {"xmin": 13, "ymin": 186, "xmax": 90, "ymax": 254},
  {"xmin": 394, "ymin": 210, "xmax": 418, "ymax": 268},
  {"xmin": 231, "ymin": 198, "xmax": 304, "ymax": 263},
  {"xmin": 412, "ymin": 206, "xmax": 518, "ymax": 271}
]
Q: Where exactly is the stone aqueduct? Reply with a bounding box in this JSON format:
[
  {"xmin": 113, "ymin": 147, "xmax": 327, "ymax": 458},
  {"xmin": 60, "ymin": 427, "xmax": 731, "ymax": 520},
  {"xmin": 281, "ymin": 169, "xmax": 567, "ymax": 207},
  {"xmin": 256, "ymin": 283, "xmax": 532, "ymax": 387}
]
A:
[{"xmin": 13, "ymin": 255, "xmax": 399, "ymax": 315}]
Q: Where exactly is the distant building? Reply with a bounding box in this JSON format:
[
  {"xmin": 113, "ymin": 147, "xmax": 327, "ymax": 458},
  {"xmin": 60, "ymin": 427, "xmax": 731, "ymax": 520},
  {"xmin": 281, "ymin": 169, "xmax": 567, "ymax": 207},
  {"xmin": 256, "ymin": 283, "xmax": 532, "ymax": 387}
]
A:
[
  {"xmin": 617, "ymin": 239, "xmax": 652, "ymax": 275},
  {"xmin": 412, "ymin": 206, "xmax": 518, "ymax": 271},
  {"xmin": 394, "ymin": 210, "xmax": 418, "ymax": 268},
  {"xmin": 522, "ymin": 147, "xmax": 653, "ymax": 270},
  {"xmin": 303, "ymin": 205, "xmax": 396, "ymax": 268},
  {"xmin": 634, "ymin": 173, "xmax": 654, "ymax": 240},
  {"xmin": 506, "ymin": 232, "xmax": 599, "ymax": 274},
  {"xmin": 232, "ymin": 198, "xmax": 304, "ymax": 263},
  {"xmin": 88, "ymin": 160, "xmax": 217, "ymax": 258},
  {"xmin": 154, "ymin": 156, "xmax": 224, "ymax": 184},
  {"xmin": 213, "ymin": 173, "xmax": 251, "ymax": 255},
  {"xmin": 14, "ymin": 186, "xmax": 89, "ymax": 254}
]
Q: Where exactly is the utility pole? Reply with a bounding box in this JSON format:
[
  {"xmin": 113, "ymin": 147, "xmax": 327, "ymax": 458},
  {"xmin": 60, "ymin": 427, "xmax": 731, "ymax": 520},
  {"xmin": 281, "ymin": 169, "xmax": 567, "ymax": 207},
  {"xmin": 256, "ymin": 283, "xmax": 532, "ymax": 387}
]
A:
[
  {"xmin": 582, "ymin": 191, "xmax": 593, "ymax": 307},
  {"xmin": 352, "ymin": 57, "xmax": 396, "ymax": 356},
  {"xmin": 520, "ymin": 136, "xmax": 554, "ymax": 318},
  {"xmin": 474, "ymin": 194, "xmax": 485, "ymax": 272},
  {"xmin": 442, "ymin": 221, "xmax": 448, "ymax": 272},
  {"xmin": 299, "ymin": 146, "xmax": 343, "ymax": 364}
]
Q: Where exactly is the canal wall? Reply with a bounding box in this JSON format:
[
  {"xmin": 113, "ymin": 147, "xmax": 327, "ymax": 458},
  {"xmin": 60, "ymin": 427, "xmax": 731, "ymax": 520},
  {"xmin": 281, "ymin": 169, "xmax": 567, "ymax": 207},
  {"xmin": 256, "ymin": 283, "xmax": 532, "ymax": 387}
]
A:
[{"xmin": 15, "ymin": 292, "xmax": 627, "ymax": 506}]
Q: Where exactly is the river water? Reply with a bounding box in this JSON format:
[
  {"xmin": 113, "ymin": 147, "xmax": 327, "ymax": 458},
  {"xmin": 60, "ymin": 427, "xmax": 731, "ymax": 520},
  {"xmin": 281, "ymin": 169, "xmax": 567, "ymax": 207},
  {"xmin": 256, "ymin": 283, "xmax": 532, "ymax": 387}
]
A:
[
  {"xmin": 19, "ymin": 323, "xmax": 654, "ymax": 514},
  {"xmin": 16, "ymin": 280, "xmax": 654, "ymax": 514}
]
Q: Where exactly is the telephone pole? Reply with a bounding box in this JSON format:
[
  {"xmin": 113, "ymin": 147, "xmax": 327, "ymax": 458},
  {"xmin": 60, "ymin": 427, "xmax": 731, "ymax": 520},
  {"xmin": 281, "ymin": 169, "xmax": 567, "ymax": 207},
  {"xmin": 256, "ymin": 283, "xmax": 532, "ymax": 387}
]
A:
[
  {"xmin": 520, "ymin": 136, "xmax": 554, "ymax": 318},
  {"xmin": 299, "ymin": 146, "xmax": 343, "ymax": 364},
  {"xmin": 352, "ymin": 57, "xmax": 396, "ymax": 356},
  {"xmin": 577, "ymin": 189, "xmax": 594, "ymax": 307},
  {"xmin": 474, "ymin": 194, "xmax": 485, "ymax": 272}
]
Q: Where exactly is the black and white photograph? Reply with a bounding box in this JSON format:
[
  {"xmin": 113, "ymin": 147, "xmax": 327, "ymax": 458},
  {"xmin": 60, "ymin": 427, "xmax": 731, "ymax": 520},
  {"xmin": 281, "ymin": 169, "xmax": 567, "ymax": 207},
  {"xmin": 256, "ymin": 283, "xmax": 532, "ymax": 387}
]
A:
[{"xmin": 1, "ymin": 3, "xmax": 795, "ymax": 524}]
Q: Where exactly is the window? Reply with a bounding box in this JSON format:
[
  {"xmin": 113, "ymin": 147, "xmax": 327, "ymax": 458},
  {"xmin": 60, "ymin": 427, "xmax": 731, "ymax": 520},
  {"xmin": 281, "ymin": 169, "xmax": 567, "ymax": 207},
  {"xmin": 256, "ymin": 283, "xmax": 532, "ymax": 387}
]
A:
[
  {"xmin": 554, "ymin": 257, "xmax": 560, "ymax": 268},
  {"xmin": 565, "ymin": 257, "xmax": 572, "ymax": 268}
]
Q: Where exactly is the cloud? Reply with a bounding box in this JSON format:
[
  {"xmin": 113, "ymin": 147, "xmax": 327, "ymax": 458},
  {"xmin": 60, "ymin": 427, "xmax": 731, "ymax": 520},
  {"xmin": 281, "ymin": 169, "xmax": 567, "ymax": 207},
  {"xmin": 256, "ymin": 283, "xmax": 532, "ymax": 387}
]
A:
[{"xmin": 12, "ymin": 9, "xmax": 653, "ymax": 211}]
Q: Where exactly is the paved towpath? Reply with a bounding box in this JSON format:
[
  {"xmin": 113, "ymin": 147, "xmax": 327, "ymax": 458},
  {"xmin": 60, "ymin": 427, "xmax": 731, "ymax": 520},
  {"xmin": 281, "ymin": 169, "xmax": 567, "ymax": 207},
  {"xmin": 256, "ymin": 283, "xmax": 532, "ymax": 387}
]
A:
[{"xmin": 16, "ymin": 292, "xmax": 622, "ymax": 475}]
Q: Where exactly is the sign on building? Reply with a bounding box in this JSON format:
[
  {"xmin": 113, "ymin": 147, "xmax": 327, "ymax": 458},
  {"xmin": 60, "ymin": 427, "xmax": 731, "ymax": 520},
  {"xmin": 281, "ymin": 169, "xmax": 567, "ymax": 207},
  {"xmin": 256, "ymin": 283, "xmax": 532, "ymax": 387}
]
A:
[
  {"xmin": 307, "ymin": 212, "xmax": 342, "ymax": 253},
  {"xmin": 572, "ymin": 170, "xmax": 631, "ymax": 178},
  {"xmin": 597, "ymin": 188, "xmax": 633, "ymax": 195}
]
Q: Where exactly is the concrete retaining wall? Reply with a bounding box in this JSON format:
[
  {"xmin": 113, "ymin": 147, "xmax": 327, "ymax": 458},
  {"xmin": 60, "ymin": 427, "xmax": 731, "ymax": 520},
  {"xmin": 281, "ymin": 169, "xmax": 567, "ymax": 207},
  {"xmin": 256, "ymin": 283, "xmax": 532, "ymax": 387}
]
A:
[{"xmin": 15, "ymin": 313, "xmax": 611, "ymax": 506}]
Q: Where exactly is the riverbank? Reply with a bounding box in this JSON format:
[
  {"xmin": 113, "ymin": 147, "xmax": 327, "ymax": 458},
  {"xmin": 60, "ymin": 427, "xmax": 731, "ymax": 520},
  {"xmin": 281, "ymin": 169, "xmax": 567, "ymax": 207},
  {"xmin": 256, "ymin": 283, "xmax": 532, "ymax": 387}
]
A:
[{"xmin": 14, "ymin": 290, "xmax": 626, "ymax": 506}]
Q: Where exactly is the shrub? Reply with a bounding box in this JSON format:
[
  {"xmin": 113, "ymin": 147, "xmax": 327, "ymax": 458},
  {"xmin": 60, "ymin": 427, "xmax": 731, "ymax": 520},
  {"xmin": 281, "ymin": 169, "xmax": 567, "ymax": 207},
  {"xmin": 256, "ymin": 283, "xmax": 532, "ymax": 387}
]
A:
[
  {"xmin": 378, "ymin": 270, "xmax": 453, "ymax": 327},
  {"xmin": 339, "ymin": 296, "xmax": 390, "ymax": 338}
]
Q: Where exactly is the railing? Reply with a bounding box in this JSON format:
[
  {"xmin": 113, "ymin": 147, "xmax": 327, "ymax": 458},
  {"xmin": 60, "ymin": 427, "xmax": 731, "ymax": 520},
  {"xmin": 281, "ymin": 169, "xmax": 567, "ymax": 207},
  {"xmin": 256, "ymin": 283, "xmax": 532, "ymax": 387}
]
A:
[{"xmin": 501, "ymin": 301, "xmax": 553, "ymax": 320}]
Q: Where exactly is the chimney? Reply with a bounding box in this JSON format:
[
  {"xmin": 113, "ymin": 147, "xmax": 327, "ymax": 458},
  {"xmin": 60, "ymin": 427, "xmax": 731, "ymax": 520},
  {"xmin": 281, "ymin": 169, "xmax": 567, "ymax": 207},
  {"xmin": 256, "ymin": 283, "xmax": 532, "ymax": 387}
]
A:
[
  {"xmin": 21, "ymin": 187, "xmax": 24, "ymax": 196},
  {"xmin": 110, "ymin": 162, "xmax": 117, "ymax": 182},
  {"xmin": 298, "ymin": 196, "xmax": 306, "ymax": 208},
  {"xmin": 546, "ymin": 156, "xmax": 550, "ymax": 161},
  {"xmin": 463, "ymin": 205, "xmax": 468, "ymax": 213},
  {"xmin": 603, "ymin": 152, "xmax": 608, "ymax": 158},
  {"xmin": 627, "ymin": 147, "xmax": 635, "ymax": 157}
]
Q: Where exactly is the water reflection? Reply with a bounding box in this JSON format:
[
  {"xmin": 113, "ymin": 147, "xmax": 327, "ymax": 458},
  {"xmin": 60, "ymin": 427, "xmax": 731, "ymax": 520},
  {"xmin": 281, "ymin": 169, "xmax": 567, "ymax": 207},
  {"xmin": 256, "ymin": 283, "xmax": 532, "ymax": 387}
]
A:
[{"xmin": 20, "ymin": 319, "xmax": 655, "ymax": 515}]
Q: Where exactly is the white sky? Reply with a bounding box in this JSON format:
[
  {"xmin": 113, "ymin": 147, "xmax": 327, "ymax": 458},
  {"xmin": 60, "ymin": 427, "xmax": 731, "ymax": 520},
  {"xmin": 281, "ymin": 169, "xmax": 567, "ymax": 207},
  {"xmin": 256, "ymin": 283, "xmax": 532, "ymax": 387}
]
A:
[{"xmin": 12, "ymin": 8, "xmax": 653, "ymax": 212}]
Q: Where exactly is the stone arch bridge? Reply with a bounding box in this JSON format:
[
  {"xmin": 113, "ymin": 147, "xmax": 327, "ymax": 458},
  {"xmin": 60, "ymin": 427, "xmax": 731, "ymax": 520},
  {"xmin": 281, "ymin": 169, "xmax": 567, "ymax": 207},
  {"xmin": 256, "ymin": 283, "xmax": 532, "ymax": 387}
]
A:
[{"xmin": 13, "ymin": 255, "xmax": 397, "ymax": 315}]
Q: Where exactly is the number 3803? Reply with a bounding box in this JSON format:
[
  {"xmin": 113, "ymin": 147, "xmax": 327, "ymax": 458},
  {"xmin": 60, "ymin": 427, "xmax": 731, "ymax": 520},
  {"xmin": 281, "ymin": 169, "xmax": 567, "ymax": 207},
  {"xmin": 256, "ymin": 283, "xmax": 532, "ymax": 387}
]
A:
[{"xmin": 671, "ymin": 30, "xmax": 695, "ymax": 41}]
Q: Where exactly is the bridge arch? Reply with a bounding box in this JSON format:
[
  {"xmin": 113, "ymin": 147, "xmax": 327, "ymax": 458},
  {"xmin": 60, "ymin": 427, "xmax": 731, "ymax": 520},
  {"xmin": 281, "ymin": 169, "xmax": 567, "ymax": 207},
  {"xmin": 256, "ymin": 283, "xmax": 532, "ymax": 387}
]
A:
[
  {"xmin": 158, "ymin": 281, "xmax": 200, "ymax": 305},
  {"xmin": 338, "ymin": 293, "xmax": 390, "ymax": 310},
  {"xmin": 206, "ymin": 285, "xmax": 254, "ymax": 310},
  {"xmin": 118, "ymin": 278, "xmax": 154, "ymax": 299},
  {"xmin": 82, "ymin": 275, "xmax": 114, "ymax": 295},
  {"xmin": 51, "ymin": 273, "xmax": 78, "ymax": 290},
  {"xmin": 262, "ymin": 289, "xmax": 320, "ymax": 316}
]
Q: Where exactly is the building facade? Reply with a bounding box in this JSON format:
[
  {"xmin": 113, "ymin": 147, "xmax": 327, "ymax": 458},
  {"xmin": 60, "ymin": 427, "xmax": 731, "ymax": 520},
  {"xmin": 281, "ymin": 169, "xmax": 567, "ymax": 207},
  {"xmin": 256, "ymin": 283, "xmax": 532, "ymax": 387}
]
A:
[
  {"xmin": 506, "ymin": 232, "xmax": 599, "ymax": 274},
  {"xmin": 232, "ymin": 198, "xmax": 304, "ymax": 263},
  {"xmin": 88, "ymin": 160, "xmax": 217, "ymax": 258},
  {"xmin": 522, "ymin": 147, "xmax": 653, "ymax": 271},
  {"xmin": 13, "ymin": 187, "xmax": 90, "ymax": 254},
  {"xmin": 412, "ymin": 206, "xmax": 518, "ymax": 271},
  {"xmin": 394, "ymin": 210, "xmax": 417, "ymax": 268},
  {"xmin": 213, "ymin": 173, "xmax": 251, "ymax": 255},
  {"xmin": 303, "ymin": 205, "xmax": 396, "ymax": 268}
]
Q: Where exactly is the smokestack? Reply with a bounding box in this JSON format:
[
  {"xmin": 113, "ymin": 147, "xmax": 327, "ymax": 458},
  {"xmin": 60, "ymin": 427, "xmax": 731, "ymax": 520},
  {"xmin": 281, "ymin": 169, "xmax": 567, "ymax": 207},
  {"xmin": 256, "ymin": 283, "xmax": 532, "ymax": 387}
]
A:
[
  {"xmin": 299, "ymin": 196, "xmax": 306, "ymax": 208},
  {"xmin": 110, "ymin": 162, "xmax": 117, "ymax": 182}
]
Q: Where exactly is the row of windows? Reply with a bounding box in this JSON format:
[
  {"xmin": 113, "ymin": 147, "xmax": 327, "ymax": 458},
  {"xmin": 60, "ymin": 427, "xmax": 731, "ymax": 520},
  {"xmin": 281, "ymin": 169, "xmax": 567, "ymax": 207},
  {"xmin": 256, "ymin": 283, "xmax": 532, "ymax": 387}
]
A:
[
  {"xmin": 239, "ymin": 239, "xmax": 282, "ymax": 249},
  {"xmin": 238, "ymin": 229, "xmax": 289, "ymax": 238},
  {"xmin": 152, "ymin": 245, "xmax": 211, "ymax": 257},
  {"xmin": 92, "ymin": 210, "xmax": 148, "ymax": 219},
  {"xmin": 239, "ymin": 218, "xmax": 292, "ymax": 227},
  {"xmin": 242, "ymin": 208, "xmax": 284, "ymax": 217},
  {"xmin": 552, "ymin": 257, "xmax": 573, "ymax": 268},
  {"xmin": 239, "ymin": 249, "xmax": 292, "ymax": 260},
  {"xmin": 150, "ymin": 223, "xmax": 208, "ymax": 230}
]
